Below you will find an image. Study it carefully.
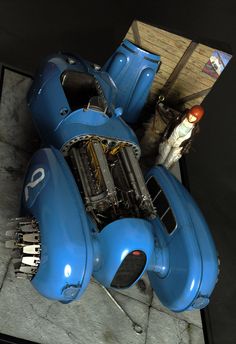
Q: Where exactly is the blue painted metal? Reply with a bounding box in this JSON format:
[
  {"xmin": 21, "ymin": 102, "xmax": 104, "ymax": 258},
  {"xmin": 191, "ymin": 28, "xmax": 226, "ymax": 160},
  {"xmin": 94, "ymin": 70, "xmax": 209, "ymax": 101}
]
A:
[
  {"xmin": 103, "ymin": 39, "xmax": 161, "ymax": 123},
  {"xmin": 28, "ymin": 53, "xmax": 139, "ymax": 150},
  {"xmin": 93, "ymin": 218, "xmax": 154, "ymax": 287},
  {"xmin": 28, "ymin": 55, "xmax": 117, "ymax": 119},
  {"xmin": 49, "ymin": 109, "xmax": 139, "ymax": 152},
  {"xmin": 146, "ymin": 166, "xmax": 218, "ymax": 311},
  {"xmin": 22, "ymin": 147, "xmax": 94, "ymax": 302},
  {"xmin": 21, "ymin": 43, "xmax": 218, "ymax": 310}
]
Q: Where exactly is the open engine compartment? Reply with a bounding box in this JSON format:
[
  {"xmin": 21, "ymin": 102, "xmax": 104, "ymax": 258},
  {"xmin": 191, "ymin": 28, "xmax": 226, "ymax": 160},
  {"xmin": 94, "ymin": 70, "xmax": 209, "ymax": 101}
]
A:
[{"xmin": 68, "ymin": 136, "xmax": 156, "ymax": 229}]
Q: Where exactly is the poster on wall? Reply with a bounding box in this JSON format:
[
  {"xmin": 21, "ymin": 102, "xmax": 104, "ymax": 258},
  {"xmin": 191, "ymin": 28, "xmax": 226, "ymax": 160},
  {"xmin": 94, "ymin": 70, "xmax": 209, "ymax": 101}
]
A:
[{"xmin": 202, "ymin": 50, "xmax": 232, "ymax": 79}]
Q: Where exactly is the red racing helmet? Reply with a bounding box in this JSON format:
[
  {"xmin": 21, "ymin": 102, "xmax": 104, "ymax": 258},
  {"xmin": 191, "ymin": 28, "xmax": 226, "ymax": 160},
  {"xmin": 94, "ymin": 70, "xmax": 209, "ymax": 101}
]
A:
[{"xmin": 187, "ymin": 105, "xmax": 205, "ymax": 123}]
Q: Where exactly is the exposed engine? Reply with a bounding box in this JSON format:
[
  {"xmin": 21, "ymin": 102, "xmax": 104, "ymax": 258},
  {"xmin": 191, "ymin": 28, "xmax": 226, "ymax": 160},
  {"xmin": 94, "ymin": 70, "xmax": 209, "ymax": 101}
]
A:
[
  {"xmin": 68, "ymin": 137, "xmax": 156, "ymax": 229},
  {"xmin": 5, "ymin": 218, "xmax": 40, "ymax": 279},
  {"xmin": 3, "ymin": 42, "xmax": 218, "ymax": 311}
]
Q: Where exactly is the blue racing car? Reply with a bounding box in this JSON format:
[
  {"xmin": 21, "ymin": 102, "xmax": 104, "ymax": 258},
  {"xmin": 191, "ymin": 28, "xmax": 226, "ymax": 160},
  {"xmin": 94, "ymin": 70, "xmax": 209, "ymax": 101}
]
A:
[{"xmin": 6, "ymin": 39, "xmax": 218, "ymax": 311}]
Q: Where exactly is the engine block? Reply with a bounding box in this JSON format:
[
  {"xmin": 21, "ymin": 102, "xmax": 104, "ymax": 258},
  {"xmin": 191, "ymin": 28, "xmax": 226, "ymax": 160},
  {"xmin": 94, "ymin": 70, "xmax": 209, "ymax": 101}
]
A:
[{"xmin": 68, "ymin": 137, "xmax": 156, "ymax": 229}]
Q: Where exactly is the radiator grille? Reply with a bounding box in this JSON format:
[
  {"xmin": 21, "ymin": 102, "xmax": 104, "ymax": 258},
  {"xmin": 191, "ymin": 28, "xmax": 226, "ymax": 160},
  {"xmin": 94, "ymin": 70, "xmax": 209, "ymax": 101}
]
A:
[{"xmin": 111, "ymin": 251, "xmax": 146, "ymax": 288}]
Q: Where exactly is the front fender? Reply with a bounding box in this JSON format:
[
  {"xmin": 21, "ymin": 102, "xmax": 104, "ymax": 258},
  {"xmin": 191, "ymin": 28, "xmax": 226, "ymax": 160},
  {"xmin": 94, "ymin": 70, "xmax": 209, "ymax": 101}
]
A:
[
  {"xmin": 145, "ymin": 166, "xmax": 218, "ymax": 311},
  {"xmin": 22, "ymin": 147, "xmax": 93, "ymax": 302}
]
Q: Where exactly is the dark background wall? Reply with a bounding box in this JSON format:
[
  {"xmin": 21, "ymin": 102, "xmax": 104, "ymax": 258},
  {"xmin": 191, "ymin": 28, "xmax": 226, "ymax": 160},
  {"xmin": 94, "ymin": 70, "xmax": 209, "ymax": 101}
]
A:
[
  {"xmin": 0, "ymin": 0, "xmax": 136, "ymax": 73},
  {"xmin": 0, "ymin": 1, "xmax": 236, "ymax": 343}
]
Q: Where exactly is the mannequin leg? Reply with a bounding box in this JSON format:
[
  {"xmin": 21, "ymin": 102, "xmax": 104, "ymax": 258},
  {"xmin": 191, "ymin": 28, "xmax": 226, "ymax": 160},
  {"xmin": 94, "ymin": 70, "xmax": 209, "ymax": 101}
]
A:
[
  {"xmin": 156, "ymin": 141, "xmax": 172, "ymax": 165},
  {"xmin": 164, "ymin": 147, "xmax": 182, "ymax": 169}
]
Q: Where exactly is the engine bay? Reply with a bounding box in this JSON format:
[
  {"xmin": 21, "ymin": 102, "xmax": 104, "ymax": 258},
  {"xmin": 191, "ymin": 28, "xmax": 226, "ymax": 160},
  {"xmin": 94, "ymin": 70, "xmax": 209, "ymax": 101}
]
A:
[{"xmin": 68, "ymin": 137, "xmax": 156, "ymax": 230}]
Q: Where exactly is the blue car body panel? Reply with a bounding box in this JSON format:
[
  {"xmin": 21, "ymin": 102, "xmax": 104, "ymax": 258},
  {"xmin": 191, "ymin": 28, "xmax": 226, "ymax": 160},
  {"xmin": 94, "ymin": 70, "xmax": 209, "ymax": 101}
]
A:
[
  {"xmin": 49, "ymin": 110, "xmax": 139, "ymax": 153},
  {"xmin": 103, "ymin": 39, "xmax": 160, "ymax": 123},
  {"xmin": 28, "ymin": 54, "xmax": 139, "ymax": 151},
  {"xmin": 146, "ymin": 166, "xmax": 218, "ymax": 311},
  {"xmin": 93, "ymin": 218, "xmax": 154, "ymax": 287},
  {"xmin": 22, "ymin": 147, "xmax": 94, "ymax": 302}
]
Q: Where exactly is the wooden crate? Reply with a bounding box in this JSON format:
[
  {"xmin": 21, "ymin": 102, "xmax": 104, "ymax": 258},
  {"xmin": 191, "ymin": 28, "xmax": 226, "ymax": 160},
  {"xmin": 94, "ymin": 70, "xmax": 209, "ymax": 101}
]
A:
[{"xmin": 123, "ymin": 21, "xmax": 227, "ymax": 110}]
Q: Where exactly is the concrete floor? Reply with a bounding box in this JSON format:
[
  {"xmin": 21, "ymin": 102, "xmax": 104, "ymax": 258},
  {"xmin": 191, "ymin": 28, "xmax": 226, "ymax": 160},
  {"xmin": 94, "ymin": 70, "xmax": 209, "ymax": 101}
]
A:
[{"xmin": 0, "ymin": 69, "xmax": 205, "ymax": 344}]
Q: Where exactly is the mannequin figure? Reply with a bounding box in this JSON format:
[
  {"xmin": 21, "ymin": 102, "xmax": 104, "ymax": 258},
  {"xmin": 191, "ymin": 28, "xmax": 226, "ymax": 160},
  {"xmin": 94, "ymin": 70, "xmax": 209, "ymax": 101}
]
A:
[{"xmin": 156, "ymin": 105, "xmax": 204, "ymax": 169}]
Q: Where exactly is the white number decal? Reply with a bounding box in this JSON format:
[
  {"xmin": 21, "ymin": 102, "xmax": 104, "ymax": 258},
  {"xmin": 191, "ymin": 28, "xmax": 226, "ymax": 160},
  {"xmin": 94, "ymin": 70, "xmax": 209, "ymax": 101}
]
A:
[{"xmin": 24, "ymin": 168, "xmax": 45, "ymax": 202}]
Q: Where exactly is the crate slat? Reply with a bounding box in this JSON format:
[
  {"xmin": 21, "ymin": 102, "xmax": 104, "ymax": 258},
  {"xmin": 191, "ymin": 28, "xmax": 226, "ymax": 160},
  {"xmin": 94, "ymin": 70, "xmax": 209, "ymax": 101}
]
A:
[{"xmin": 123, "ymin": 20, "xmax": 225, "ymax": 108}]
